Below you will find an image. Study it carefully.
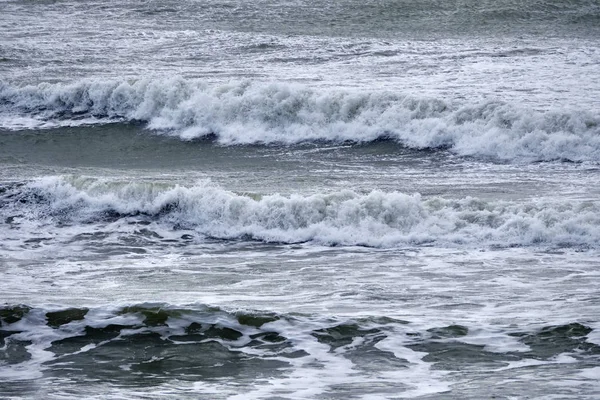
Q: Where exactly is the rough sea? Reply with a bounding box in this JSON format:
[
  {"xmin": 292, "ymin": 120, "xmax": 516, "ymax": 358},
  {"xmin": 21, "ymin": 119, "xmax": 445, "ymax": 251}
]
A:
[{"xmin": 1, "ymin": 0, "xmax": 600, "ymax": 398}]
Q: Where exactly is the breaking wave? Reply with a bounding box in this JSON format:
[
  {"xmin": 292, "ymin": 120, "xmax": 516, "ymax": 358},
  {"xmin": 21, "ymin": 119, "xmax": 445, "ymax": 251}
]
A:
[
  {"xmin": 1, "ymin": 78, "xmax": 599, "ymax": 162},
  {"xmin": 0, "ymin": 302, "xmax": 597, "ymax": 390},
  {"xmin": 2, "ymin": 176, "xmax": 600, "ymax": 248}
]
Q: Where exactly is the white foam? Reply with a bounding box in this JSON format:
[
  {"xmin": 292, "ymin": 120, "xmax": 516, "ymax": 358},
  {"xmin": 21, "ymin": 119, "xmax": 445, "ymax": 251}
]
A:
[
  {"xmin": 578, "ymin": 366, "xmax": 600, "ymax": 381},
  {"xmin": 230, "ymin": 317, "xmax": 384, "ymax": 399},
  {"xmin": 0, "ymin": 114, "xmax": 111, "ymax": 130},
  {"xmin": 375, "ymin": 330, "xmax": 451, "ymax": 397},
  {"xmin": 453, "ymin": 326, "xmax": 531, "ymax": 353},
  {"xmin": 586, "ymin": 323, "xmax": 600, "ymax": 346},
  {"xmin": 0, "ymin": 308, "xmax": 87, "ymax": 380}
]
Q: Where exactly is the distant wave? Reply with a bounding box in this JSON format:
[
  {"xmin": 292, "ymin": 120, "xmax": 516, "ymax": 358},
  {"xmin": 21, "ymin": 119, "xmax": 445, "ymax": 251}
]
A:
[
  {"xmin": 2, "ymin": 176, "xmax": 600, "ymax": 248},
  {"xmin": 1, "ymin": 78, "xmax": 599, "ymax": 162}
]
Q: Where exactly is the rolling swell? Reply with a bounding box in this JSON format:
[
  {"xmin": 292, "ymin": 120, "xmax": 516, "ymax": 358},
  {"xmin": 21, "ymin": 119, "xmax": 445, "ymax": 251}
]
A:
[
  {"xmin": 2, "ymin": 176, "xmax": 600, "ymax": 248},
  {"xmin": 1, "ymin": 303, "xmax": 598, "ymax": 389},
  {"xmin": 1, "ymin": 79, "xmax": 599, "ymax": 162}
]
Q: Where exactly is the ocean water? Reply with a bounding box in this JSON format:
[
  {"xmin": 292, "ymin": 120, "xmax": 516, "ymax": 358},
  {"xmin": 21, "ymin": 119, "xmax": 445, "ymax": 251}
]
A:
[{"xmin": 1, "ymin": 0, "xmax": 600, "ymax": 398}]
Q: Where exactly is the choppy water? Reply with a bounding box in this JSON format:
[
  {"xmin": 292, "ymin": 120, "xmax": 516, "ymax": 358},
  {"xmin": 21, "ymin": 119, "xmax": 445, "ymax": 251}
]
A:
[{"xmin": 1, "ymin": 0, "xmax": 600, "ymax": 399}]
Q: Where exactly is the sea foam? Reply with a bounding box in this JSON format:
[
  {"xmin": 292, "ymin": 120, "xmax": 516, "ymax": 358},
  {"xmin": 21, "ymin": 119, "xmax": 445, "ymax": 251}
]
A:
[{"xmin": 1, "ymin": 78, "xmax": 599, "ymax": 162}]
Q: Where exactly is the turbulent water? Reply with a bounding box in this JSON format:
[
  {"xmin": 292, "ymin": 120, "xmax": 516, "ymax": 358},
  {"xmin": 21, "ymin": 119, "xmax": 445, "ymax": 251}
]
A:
[{"xmin": 1, "ymin": 0, "xmax": 600, "ymax": 399}]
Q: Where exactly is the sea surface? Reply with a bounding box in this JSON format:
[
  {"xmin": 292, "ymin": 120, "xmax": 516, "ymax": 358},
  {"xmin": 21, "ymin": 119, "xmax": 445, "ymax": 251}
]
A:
[{"xmin": 1, "ymin": 0, "xmax": 600, "ymax": 399}]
